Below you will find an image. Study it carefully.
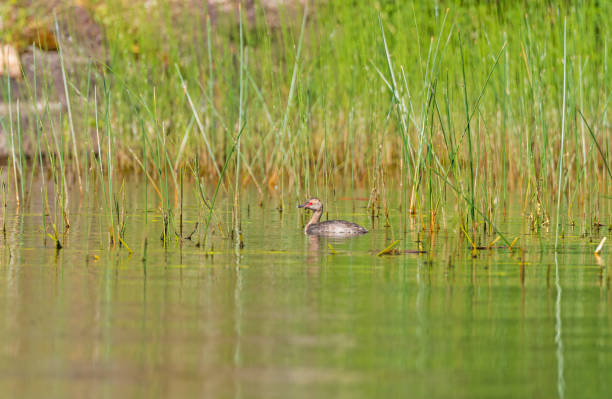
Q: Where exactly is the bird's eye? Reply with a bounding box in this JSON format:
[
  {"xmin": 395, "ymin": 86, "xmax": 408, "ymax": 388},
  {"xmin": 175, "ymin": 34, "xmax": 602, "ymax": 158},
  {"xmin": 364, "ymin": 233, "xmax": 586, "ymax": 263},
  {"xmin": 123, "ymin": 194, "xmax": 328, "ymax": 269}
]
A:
[{"xmin": 308, "ymin": 202, "xmax": 313, "ymax": 206}]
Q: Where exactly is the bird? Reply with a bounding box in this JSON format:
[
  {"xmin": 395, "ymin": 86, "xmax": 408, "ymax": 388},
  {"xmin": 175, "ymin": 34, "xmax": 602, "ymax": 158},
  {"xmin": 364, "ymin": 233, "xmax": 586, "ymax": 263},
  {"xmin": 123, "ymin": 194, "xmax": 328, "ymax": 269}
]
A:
[{"xmin": 297, "ymin": 198, "xmax": 368, "ymax": 236}]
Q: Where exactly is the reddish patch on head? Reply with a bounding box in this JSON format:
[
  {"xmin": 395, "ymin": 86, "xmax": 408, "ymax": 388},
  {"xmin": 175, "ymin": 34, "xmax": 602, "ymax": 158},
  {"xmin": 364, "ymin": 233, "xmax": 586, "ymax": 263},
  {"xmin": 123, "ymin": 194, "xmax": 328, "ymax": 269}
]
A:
[{"xmin": 308, "ymin": 202, "xmax": 313, "ymax": 206}]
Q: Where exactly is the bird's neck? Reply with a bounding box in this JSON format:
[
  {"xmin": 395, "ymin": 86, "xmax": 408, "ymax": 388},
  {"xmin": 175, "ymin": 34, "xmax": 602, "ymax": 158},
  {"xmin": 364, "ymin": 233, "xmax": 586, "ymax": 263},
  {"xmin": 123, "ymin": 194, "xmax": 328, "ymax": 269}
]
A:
[{"xmin": 305, "ymin": 208, "xmax": 323, "ymax": 232}]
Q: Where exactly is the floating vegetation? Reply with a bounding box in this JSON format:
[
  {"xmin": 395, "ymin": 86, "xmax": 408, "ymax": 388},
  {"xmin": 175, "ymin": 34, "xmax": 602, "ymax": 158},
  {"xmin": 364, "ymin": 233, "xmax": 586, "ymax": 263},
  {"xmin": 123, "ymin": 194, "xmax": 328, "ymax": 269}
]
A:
[
  {"xmin": 377, "ymin": 240, "xmax": 400, "ymax": 256},
  {"xmin": 595, "ymin": 237, "xmax": 607, "ymax": 255}
]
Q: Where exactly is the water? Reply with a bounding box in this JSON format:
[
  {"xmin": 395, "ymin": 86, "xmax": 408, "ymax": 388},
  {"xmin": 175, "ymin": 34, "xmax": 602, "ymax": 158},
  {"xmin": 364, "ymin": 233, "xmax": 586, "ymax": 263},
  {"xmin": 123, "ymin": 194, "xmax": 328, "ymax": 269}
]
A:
[{"xmin": 0, "ymin": 187, "xmax": 610, "ymax": 398}]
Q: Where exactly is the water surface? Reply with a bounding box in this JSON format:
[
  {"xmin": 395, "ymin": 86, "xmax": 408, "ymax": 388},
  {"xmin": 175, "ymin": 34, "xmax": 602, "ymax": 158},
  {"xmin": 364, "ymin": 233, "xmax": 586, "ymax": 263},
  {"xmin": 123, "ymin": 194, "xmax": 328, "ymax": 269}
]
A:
[{"xmin": 0, "ymin": 187, "xmax": 610, "ymax": 398}]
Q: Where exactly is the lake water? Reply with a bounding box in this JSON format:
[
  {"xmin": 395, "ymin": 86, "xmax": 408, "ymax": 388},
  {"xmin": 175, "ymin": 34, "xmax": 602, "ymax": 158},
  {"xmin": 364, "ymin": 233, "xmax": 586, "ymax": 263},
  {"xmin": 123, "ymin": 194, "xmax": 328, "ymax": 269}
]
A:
[{"xmin": 0, "ymin": 185, "xmax": 610, "ymax": 398}]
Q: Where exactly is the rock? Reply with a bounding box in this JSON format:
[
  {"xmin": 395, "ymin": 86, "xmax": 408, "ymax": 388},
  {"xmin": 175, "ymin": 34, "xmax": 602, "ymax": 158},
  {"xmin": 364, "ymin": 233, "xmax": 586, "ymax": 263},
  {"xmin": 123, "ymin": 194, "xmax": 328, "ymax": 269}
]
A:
[{"xmin": 0, "ymin": 45, "xmax": 21, "ymax": 79}]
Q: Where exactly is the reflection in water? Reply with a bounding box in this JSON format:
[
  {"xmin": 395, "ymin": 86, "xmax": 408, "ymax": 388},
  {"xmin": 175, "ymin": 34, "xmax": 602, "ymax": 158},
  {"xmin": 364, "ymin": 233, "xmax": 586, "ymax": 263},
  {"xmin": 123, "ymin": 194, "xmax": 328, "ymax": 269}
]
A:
[
  {"xmin": 305, "ymin": 234, "xmax": 361, "ymax": 261},
  {"xmin": 415, "ymin": 257, "xmax": 428, "ymax": 372},
  {"xmin": 306, "ymin": 235, "xmax": 321, "ymax": 267},
  {"xmin": 234, "ymin": 218, "xmax": 244, "ymax": 399},
  {"xmin": 0, "ymin": 190, "xmax": 609, "ymax": 398},
  {"xmin": 234, "ymin": 263, "xmax": 243, "ymax": 399},
  {"xmin": 554, "ymin": 254, "xmax": 565, "ymax": 399},
  {"xmin": 308, "ymin": 235, "xmax": 322, "ymax": 252}
]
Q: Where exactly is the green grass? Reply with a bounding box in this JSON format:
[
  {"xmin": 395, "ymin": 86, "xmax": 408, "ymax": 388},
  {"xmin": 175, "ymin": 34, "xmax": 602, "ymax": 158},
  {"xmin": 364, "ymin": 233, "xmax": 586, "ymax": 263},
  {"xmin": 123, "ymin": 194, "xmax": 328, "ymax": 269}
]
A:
[{"xmin": 1, "ymin": 0, "xmax": 610, "ymax": 250}]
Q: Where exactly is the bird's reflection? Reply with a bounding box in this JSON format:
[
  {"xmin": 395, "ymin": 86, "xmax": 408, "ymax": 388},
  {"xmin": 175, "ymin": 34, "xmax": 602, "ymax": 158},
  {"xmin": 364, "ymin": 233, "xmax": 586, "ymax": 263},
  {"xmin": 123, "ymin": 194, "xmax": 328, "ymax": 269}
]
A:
[
  {"xmin": 308, "ymin": 234, "xmax": 321, "ymax": 251},
  {"xmin": 306, "ymin": 235, "xmax": 322, "ymax": 266},
  {"xmin": 305, "ymin": 234, "xmax": 356, "ymax": 267}
]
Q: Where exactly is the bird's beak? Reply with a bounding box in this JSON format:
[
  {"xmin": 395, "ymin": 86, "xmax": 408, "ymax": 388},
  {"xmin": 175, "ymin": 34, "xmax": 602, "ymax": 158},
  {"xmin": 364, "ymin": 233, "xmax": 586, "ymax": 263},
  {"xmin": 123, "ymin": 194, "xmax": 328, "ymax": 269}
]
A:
[{"xmin": 297, "ymin": 201, "xmax": 308, "ymax": 208}]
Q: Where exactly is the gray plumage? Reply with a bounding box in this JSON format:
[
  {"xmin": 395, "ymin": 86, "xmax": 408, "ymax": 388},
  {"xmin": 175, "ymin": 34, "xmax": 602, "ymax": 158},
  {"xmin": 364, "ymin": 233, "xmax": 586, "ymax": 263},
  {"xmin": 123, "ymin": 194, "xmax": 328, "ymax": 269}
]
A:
[{"xmin": 298, "ymin": 198, "xmax": 368, "ymax": 236}]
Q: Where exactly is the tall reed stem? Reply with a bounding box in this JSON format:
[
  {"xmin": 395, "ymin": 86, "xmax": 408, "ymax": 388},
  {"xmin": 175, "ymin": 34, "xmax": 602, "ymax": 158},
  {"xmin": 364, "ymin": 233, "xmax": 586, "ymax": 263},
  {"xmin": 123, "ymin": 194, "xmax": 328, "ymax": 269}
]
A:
[{"xmin": 555, "ymin": 20, "xmax": 567, "ymax": 251}]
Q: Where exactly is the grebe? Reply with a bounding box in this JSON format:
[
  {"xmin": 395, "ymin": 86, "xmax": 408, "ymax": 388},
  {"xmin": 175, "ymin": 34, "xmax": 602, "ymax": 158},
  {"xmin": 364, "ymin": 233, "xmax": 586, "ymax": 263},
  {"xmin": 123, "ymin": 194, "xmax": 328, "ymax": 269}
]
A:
[{"xmin": 297, "ymin": 198, "xmax": 368, "ymax": 236}]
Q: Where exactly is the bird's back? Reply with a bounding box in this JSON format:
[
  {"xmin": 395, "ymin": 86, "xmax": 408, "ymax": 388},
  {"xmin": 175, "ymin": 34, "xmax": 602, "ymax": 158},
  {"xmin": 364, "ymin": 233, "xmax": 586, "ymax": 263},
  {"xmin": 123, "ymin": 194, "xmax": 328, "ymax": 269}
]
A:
[{"xmin": 306, "ymin": 220, "xmax": 368, "ymax": 236}]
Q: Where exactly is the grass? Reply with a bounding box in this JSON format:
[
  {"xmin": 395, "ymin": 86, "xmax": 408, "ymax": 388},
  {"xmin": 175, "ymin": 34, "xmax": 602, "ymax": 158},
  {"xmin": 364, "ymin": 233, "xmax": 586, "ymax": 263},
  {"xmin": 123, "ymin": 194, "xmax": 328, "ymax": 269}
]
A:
[
  {"xmin": 0, "ymin": 0, "xmax": 610, "ymax": 251},
  {"xmin": 555, "ymin": 19, "xmax": 568, "ymax": 251}
]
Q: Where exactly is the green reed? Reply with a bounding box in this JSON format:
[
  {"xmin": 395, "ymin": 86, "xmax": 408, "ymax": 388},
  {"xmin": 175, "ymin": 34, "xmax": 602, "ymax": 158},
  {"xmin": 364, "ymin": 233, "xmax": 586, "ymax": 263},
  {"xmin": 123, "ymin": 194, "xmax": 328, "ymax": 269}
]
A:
[
  {"xmin": 1, "ymin": 0, "xmax": 610, "ymax": 251},
  {"xmin": 0, "ymin": 168, "xmax": 6, "ymax": 234},
  {"xmin": 55, "ymin": 17, "xmax": 81, "ymax": 190},
  {"xmin": 555, "ymin": 20, "xmax": 568, "ymax": 251}
]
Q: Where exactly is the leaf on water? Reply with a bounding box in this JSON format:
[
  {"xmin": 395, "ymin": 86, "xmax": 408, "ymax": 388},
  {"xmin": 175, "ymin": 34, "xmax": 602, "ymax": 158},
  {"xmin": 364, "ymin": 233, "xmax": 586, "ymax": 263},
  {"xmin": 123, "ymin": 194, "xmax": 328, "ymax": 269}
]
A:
[
  {"xmin": 594, "ymin": 237, "xmax": 607, "ymax": 255},
  {"xmin": 487, "ymin": 236, "xmax": 501, "ymax": 249},
  {"xmin": 377, "ymin": 240, "xmax": 400, "ymax": 256},
  {"xmin": 118, "ymin": 236, "xmax": 133, "ymax": 254},
  {"xmin": 328, "ymin": 243, "xmax": 337, "ymax": 254},
  {"xmin": 460, "ymin": 225, "xmax": 476, "ymax": 248}
]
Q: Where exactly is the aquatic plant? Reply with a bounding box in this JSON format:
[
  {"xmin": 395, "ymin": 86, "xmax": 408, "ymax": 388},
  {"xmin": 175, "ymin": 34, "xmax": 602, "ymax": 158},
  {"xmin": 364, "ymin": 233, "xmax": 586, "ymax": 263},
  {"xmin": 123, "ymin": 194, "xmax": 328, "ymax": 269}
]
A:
[{"xmin": 0, "ymin": 0, "xmax": 609, "ymax": 253}]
